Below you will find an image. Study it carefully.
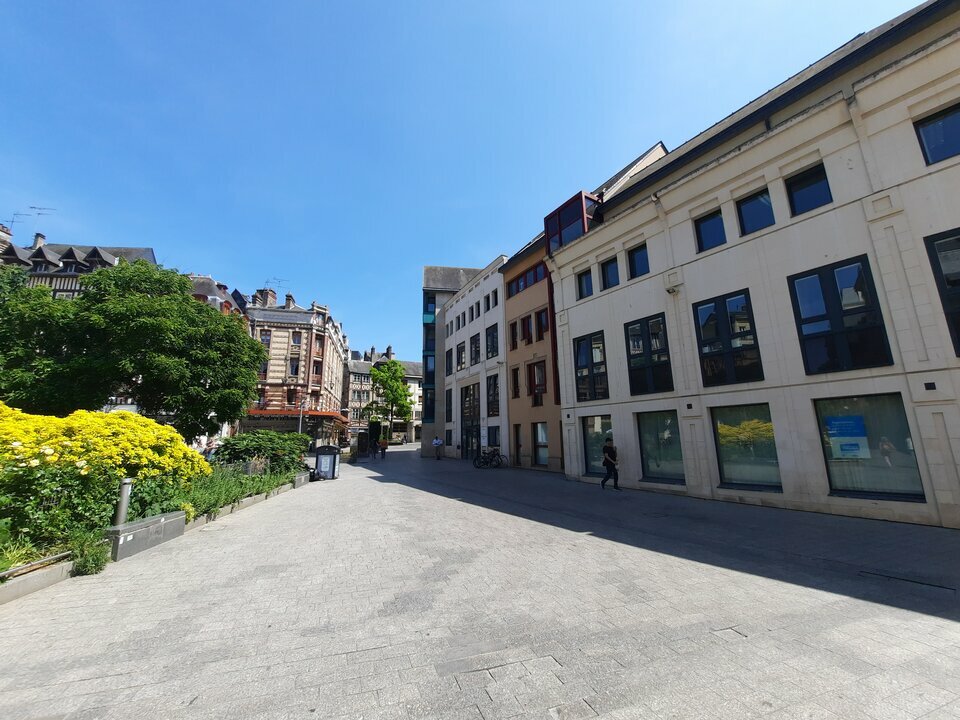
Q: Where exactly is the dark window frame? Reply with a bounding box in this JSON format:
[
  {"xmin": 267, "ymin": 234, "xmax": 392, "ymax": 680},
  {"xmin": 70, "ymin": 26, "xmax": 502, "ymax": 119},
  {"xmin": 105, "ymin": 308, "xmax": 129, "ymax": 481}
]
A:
[
  {"xmin": 627, "ymin": 243, "xmax": 650, "ymax": 279},
  {"xmin": 576, "ymin": 269, "xmax": 593, "ymax": 300},
  {"xmin": 469, "ymin": 333, "xmax": 481, "ymax": 366},
  {"xmin": 787, "ymin": 255, "xmax": 893, "ymax": 374},
  {"xmin": 572, "ymin": 331, "xmax": 609, "ymax": 402},
  {"xmin": 925, "ymin": 227, "xmax": 960, "ymax": 357},
  {"xmin": 693, "ymin": 289, "xmax": 764, "ymax": 387},
  {"xmin": 785, "ymin": 163, "xmax": 833, "ymax": 216},
  {"xmin": 624, "ymin": 313, "xmax": 674, "ymax": 396},
  {"xmin": 445, "ymin": 388, "xmax": 453, "ymax": 423},
  {"xmin": 486, "ymin": 374, "xmax": 500, "ymax": 417},
  {"xmin": 545, "ymin": 191, "xmax": 601, "ymax": 253},
  {"xmin": 486, "ymin": 323, "xmax": 499, "ymax": 359},
  {"xmin": 600, "ymin": 257, "xmax": 620, "ymax": 290},
  {"xmin": 456, "ymin": 342, "xmax": 466, "ymax": 371},
  {"xmin": 736, "ymin": 188, "xmax": 775, "ymax": 236},
  {"xmin": 511, "ymin": 367, "xmax": 520, "ymax": 398},
  {"xmin": 694, "ymin": 209, "xmax": 726, "ymax": 253},
  {"xmin": 915, "ymin": 101, "xmax": 960, "ymax": 165},
  {"xmin": 520, "ymin": 315, "xmax": 533, "ymax": 344},
  {"xmin": 527, "ymin": 360, "xmax": 547, "ymax": 407},
  {"xmin": 509, "ymin": 321, "xmax": 518, "ymax": 350},
  {"xmin": 535, "ymin": 308, "xmax": 549, "ymax": 341},
  {"xmin": 445, "ymin": 349, "xmax": 453, "ymax": 377}
]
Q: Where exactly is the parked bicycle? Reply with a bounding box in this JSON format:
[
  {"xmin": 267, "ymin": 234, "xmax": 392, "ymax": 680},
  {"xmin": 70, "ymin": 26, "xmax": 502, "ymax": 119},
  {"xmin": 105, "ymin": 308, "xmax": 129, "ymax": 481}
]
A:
[{"xmin": 473, "ymin": 447, "xmax": 507, "ymax": 469}]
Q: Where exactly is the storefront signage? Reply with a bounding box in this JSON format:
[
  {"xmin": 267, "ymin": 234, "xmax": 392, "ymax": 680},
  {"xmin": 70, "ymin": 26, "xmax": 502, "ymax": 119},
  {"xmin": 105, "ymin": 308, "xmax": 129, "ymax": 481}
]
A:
[{"xmin": 824, "ymin": 415, "xmax": 870, "ymax": 459}]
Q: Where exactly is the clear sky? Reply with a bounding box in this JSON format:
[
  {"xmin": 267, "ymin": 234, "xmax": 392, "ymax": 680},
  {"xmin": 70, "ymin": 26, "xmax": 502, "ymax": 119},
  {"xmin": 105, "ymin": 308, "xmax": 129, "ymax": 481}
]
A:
[{"xmin": 1, "ymin": 0, "xmax": 920, "ymax": 360}]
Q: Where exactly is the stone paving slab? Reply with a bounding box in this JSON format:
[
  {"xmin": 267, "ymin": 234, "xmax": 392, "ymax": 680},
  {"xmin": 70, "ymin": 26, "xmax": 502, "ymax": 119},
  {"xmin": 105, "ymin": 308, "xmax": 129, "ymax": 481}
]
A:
[{"xmin": 0, "ymin": 446, "xmax": 958, "ymax": 720}]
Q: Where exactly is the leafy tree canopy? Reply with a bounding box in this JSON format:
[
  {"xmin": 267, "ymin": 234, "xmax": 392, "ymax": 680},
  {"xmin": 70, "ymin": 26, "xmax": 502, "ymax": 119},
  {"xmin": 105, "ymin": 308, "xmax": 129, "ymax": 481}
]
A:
[
  {"xmin": 0, "ymin": 261, "xmax": 267, "ymax": 439},
  {"xmin": 363, "ymin": 359, "xmax": 412, "ymax": 437}
]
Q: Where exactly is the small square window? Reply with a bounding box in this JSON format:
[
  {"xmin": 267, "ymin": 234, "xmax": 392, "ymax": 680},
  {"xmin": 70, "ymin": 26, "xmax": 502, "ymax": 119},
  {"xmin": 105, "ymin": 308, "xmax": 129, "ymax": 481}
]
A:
[
  {"xmin": 786, "ymin": 164, "xmax": 832, "ymax": 216},
  {"xmin": 600, "ymin": 258, "xmax": 619, "ymax": 290},
  {"xmin": 694, "ymin": 210, "xmax": 726, "ymax": 253},
  {"xmin": 916, "ymin": 102, "xmax": 960, "ymax": 165},
  {"xmin": 576, "ymin": 270, "xmax": 593, "ymax": 299},
  {"xmin": 627, "ymin": 244, "xmax": 649, "ymax": 279},
  {"xmin": 736, "ymin": 189, "xmax": 775, "ymax": 236}
]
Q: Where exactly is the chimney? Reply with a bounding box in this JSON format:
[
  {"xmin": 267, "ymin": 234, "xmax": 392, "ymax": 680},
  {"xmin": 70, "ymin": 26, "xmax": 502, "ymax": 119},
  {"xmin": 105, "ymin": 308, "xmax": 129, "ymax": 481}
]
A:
[
  {"xmin": 32, "ymin": 232, "xmax": 46, "ymax": 249},
  {"xmin": 256, "ymin": 288, "xmax": 277, "ymax": 307},
  {"xmin": 385, "ymin": 345, "xmax": 394, "ymax": 360},
  {"xmin": 0, "ymin": 223, "xmax": 10, "ymax": 253},
  {"xmin": 216, "ymin": 282, "xmax": 228, "ymax": 293},
  {"xmin": 284, "ymin": 293, "xmax": 296, "ymax": 309}
]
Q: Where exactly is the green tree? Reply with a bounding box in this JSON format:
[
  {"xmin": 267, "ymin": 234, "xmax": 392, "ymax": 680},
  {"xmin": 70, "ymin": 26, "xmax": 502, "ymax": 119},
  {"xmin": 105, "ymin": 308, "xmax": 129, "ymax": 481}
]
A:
[
  {"xmin": 0, "ymin": 261, "xmax": 268, "ymax": 439},
  {"xmin": 363, "ymin": 359, "xmax": 412, "ymax": 439}
]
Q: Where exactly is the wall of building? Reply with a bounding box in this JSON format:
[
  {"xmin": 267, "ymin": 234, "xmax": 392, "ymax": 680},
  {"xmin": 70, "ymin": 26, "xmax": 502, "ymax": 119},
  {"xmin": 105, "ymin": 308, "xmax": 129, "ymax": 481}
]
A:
[{"xmin": 549, "ymin": 22, "xmax": 960, "ymax": 528}]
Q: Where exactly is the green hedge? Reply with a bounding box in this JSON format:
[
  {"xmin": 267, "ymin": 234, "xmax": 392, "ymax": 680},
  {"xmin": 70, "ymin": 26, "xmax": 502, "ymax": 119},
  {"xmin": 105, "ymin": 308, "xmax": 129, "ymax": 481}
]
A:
[{"xmin": 214, "ymin": 431, "xmax": 309, "ymax": 475}]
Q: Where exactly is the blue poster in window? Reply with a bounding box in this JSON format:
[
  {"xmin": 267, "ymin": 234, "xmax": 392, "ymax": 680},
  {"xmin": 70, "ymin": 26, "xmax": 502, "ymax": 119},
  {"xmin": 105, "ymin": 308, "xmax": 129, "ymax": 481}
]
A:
[{"xmin": 824, "ymin": 415, "xmax": 870, "ymax": 459}]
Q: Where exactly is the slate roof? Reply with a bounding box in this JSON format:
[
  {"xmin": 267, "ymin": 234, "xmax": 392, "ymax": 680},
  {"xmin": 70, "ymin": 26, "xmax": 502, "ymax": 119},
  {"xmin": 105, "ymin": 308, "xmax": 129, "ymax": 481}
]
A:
[
  {"xmin": 423, "ymin": 266, "xmax": 482, "ymax": 292},
  {"xmin": 44, "ymin": 244, "xmax": 156, "ymax": 264},
  {"xmin": 246, "ymin": 306, "xmax": 316, "ymax": 324}
]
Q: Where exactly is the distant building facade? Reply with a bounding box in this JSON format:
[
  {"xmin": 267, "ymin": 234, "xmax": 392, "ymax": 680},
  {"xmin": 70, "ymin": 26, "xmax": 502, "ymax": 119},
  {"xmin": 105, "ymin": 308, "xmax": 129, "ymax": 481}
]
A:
[
  {"xmin": 439, "ymin": 256, "xmax": 508, "ymax": 461},
  {"xmin": 342, "ymin": 346, "xmax": 422, "ymax": 442},
  {"xmin": 0, "ymin": 232, "xmax": 157, "ymax": 298},
  {"xmin": 421, "ymin": 266, "xmax": 481, "ymax": 457},
  {"xmin": 243, "ymin": 288, "xmax": 348, "ymax": 445}
]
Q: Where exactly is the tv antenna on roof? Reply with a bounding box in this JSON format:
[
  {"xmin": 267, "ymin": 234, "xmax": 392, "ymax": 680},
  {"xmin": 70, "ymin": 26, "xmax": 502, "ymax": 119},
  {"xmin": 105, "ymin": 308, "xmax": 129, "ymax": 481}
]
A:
[
  {"xmin": 29, "ymin": 206, "xmax": 57, "ymax": 216},
  {"xmin": 263, "ymin": 276, "xmax": 289, "ymax": 290},
  {"xmin": 8, "ymin": 211, "xmax": 30, "ymax": 228}
]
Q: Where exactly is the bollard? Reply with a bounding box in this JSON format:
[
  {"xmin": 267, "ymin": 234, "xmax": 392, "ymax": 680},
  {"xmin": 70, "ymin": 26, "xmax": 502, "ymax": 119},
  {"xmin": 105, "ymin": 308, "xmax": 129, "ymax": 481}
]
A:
[{"xmin": 113, "ymin": 478, "xmax": 133, "ymax": 527}]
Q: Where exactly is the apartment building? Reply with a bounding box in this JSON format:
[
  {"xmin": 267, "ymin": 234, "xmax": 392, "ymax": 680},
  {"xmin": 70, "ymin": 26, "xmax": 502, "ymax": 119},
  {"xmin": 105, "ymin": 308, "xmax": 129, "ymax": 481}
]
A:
[
  {"xmin": 440, "ymin": 256, "xmax": 508, "ymax": 460},
  {"xmin": 343, "ymin": 346, "xmax": 423, "ymax": 442},
  {"xmin": 547, "ymin": 0, "xmax": 960, "ymax": 528},
  {"xmin": 244, "ymin": 289, "xmax": 348, "ymax": 445},
  {"xmin": 421, "ymin": 266, "xmax": 481, "ymax": 457}
]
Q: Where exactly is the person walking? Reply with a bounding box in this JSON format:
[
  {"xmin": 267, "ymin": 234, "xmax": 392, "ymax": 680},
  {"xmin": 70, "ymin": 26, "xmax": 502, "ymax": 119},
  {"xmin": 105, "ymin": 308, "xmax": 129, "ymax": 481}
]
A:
[
  {"xmin": 432, "ymin": 435, "xmax": 443, "ymax": 460},
  {"xmin": 379, "ymin": 437, "xmax": 388, "ymax": 459},
  {"xmin": 601, "ymin": 437, "xmax": 620, "ymax": 490}
]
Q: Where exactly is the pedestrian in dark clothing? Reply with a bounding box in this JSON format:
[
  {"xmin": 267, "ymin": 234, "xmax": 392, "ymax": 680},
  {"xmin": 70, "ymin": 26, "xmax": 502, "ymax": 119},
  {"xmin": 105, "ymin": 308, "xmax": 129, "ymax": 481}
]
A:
[
  {"xmin": 601, "ymin": 438, "xmax": 620, "ymax": 490},
  {"xmin": 379, "ymin": 438, "xmax": 387, "ymax": 459}
]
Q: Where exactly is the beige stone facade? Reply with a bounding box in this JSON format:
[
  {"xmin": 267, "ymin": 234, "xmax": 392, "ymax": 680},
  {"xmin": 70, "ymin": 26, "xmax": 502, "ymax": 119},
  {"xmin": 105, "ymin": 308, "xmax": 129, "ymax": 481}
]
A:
[
  {"xmin": 502, "ymin": 239, "xmax": 563, "ymax": 471},
  {"xmin": 548, "ymin": 2, "xmax": 960, "ymax": 528}
]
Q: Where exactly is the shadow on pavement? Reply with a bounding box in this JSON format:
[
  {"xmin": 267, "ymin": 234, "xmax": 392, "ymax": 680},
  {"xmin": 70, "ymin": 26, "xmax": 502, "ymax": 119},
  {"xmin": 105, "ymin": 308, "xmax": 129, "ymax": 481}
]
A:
[{"xmin": 350, "ymin": 445, "xmax": 960, "ymax": 621}]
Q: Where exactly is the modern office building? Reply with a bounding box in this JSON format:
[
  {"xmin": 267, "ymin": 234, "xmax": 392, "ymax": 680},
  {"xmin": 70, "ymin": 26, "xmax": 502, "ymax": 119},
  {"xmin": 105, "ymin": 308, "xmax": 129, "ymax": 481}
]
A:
[
  {"xmin": 547, "ymin": 0, "xmax": 960, "ymax": 528},
  {"xmin": 439, "ymin": 256, "xmax": 508, "ymax": 461},
  {"xmin": 421, "ymin": 266, "xmax": 481, "ymax": 457}
]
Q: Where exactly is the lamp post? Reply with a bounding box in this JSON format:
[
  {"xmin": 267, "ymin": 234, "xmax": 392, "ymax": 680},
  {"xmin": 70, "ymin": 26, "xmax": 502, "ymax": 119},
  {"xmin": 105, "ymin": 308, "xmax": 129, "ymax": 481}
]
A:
[{"xmin": 297, "ymin": 394, "xmax": 307, "ymax": 435}]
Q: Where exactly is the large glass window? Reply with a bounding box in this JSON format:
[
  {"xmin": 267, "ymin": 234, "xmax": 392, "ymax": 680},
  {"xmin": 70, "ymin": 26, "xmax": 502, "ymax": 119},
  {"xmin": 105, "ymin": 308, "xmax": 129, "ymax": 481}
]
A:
[
  {"xmin": 576, "ymin": 270, "xmax": 593, "ymax": 300},
  {"xmin": 627, "ymin": 244, "xmax": 649, "ymax": 279},
  {"xmin": 815, "ymin": 394, "xmax": 923, "ymax": 499},
  {"xmin": 711, "ymin": 404, "xmax": 781, "ymax": 489},
  {"xmin": 786, "ymin": 164, "xmax": 832, "ymax": 216},
  {"xmin": 470, "ymin": 333, "xmax": 481, "ymax": 365},
  {"xmin": 423, "ymin": 388, "xmax": 435, "ymax": 424},
  {"xmin": 456, "ymin": 342, "xmax": 465, "ymax": 371},
  {"xmin": 535, "ymin": 309, "xmax": 549, "ymax": 341},
  {"xmin": 424, "ymin": 355, "xmax": 435, "ymax": 384},
  {"xmin": 736, "ymin": 188, "xmax": 775, "ymax": 235},
  {"xmin": 520, "ymin": 315, "xmax": 532, "ymax": 344},
  {"xmin": 445, "ymin": 349, "xmax": 453, "ymax": 377},
  {"xmin": 445, "ymin": 389, "xmax": 452, "ymax": 423},
  {"xmin": 916, "ymin": 102, "xmax": 960, "ymax": 165},
  {"xmin": 486, "ymin": 324, "xmax": 499, "ymax": 358},
  {"xmin": 573, "ymin": 331, "xmax": 608, "ymax": 401},
  {"xmin": 695, "ymin": 210, "xmax": 726, "ymax": 253},
  {"xmin": 533, "ymin": 422, "xmax": 549, "ymax": 466},
  {"xmin": 582, "ymin": 415, "xmax": 612, "ymax": 475},
  {"xmin": 788, "ymin": 256, "xmax": 892, "ymax": 374},
  {"xmin": 510, "ymin": 321, "xmax": 518, "ymax": 350},
  {"xmin": 637, "ymin": 411, "xmax": 684, "ymax": 484},
  {"xmin": 693, "ymin": 290, "xmax": 763, "ymax": 387},
  {"xmin": 486, "ymin": 374, "xmax": 500, "ymax": 417},
  {"xmin": 488, "ymin": 425, "xmax": 500, "ymax": 448},
  {"xmin": 925, "ymin": 229, "xmax": 960, "ymax": 356},
  {"xmin": 511, "ymin": 367, "xmax": 520, "ymax": 398},
  {"xmin": 624, "ymin": 313, "xmax": 673, "ymax": 395},
  {"xmin": 600, "ymin": 258, "xmax": 619, "ymax": 290}
]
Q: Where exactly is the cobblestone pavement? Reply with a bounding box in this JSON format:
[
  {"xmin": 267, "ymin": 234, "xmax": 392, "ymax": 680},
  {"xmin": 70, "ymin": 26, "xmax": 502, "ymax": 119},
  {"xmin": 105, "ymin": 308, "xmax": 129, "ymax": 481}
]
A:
[{"xmin": 2, "ymin": 445, "xmax": 960, "ymax": 720}]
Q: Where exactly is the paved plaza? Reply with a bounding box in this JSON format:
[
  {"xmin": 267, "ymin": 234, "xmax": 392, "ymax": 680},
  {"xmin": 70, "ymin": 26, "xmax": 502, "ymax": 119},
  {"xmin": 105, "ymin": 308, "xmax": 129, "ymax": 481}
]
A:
[{"xmin": 2, "ymin": 446, "xmax": 960, "ymax": 720}]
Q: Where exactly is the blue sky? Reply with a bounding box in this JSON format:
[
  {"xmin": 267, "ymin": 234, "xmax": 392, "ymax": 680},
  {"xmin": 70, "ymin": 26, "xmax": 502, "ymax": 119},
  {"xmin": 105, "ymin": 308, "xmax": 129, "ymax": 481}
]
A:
[{"xmin": 1, "ymin": 0, "xmax": 919, "ymax": 359}]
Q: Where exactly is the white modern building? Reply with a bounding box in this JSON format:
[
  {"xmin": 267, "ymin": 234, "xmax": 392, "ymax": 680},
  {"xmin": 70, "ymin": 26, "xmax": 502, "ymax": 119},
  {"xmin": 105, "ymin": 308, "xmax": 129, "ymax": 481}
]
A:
[
  {"xmin": 440, "ymin": 256, "xmax": 509, "ymax": 461},
  {"xmin": 547, "ymin": 0, "xmax": 960, "ymax": 528}
]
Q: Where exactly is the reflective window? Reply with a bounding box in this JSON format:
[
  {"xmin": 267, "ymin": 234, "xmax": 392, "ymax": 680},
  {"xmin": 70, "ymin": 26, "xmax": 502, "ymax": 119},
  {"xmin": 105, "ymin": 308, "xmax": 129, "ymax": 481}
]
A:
[
  {"xmin": 486, "ymin": 374, "xmax": 499, "ymax": 417},
  {"xmin": 693, "ymin": 290, "xmax": 763, "ymax": 386},
  {"xmin": 637, "ymin": 410, "xmax": 684, "ymax": 484},
  {"xmin": 573, "ymin": 331, "xmax": 608, "ymax": 401},
  {"xmin": 916, "ymin": 103, "xmax": 960, "ymax": 165},
  {"xmin": 600, "ymin": 257, "xmax": 619, "ymax": 290},
  {"xmin": 925, "ymin": 229, "xmax": 960, "ymax": 356},
  {"xmin": 577, "ymin": 269, "xmax": 593, "ymax": 299},
  {"xmin": 711, "ymin": 404, "xmax": 781, "ymax": 489},
  {"xmin": 470, "ymin": 333, "xmax": 481, "ymax": 365},
  {"xmin": 488, "ymin": 425, "xmax": 500, "ymax": 447},
  {"xmin": 815, "ymin": 394, "xmax": 924, "ymax": 499},
  {"xmin": 535, "ymin": 309, "xmax": 549, "ymax": 341},
  {"xmin": 787, "ymin": 256, "xmax": 891, "ymax": 374},
  {"xmin": 627, "ymin": 244, "xmax": 649, "ymax": 279},
  {"xmin": 582, "ymin": 415, "xmax": 612, "ymax": 475},
  {"xmin": 456, "ymin": 342, "xmax": 465, "ymax": 371},
  {"xmin": 445, "ymin": 349, "xmax": 452, "ymax": 377},
  {"xmin": 533, "ymin": 422, "xmax": 549, "ymax": 465},
  {"xmin": 786, "ymin": 164, "xmax": 832, "ymax": 216},
  {"xmin": 624, "ymin": 313, "xmax": 673, "ymax": 395},
  {"xmin": 694, "ymin": 210, "xmax": 726, "ymax": 252},
  {"xmin": 445, "ymin": 388, "xmax": 452, "ymax": 423},
  {"xmin": 736, "ymin": 189, "xmax": 775, "ymax": 235},
  {"xmin": 485, "ymin": 324, "xmax": 499, "ymax": 359}
]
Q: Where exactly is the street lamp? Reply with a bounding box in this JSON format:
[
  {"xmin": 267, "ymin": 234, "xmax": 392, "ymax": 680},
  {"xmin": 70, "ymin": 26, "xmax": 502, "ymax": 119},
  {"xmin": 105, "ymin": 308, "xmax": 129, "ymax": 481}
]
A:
[{"xmin": 297, "ymin": 395, "xmax": 307, "ymax": 435}]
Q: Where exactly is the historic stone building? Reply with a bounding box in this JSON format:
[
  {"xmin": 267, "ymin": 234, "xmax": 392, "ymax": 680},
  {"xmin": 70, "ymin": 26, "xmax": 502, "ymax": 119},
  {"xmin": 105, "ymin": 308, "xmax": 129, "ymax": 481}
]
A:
[
  {"xmin": 243, "ymin": 288, "xmax": 348, "ymax": 445},
  {"xmin": 342, "ymin": 346, "xmax": 422, "ymax": 443},
  {"xmin": 0, "ymin": 231, "xmax": 156, "ymax": 298},
  {"xmin": 546, "ymin": 0, "xmax": 960, "ymax": 528}
]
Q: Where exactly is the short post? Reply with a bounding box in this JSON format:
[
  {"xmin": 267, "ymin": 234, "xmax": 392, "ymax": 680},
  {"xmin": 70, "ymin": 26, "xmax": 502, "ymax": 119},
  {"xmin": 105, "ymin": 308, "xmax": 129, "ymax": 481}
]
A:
[{"xmin": 113, "ymin": 478, "xmax": 133, "ymax": 527}]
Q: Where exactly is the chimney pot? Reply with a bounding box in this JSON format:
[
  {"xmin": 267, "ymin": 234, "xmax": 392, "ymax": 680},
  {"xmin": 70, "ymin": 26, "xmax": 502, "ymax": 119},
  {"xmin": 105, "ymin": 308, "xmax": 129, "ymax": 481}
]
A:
[
  {"xmin": 284, "ymin": 293, "xmax": 296, "ymax": 309},
  {"xmin": 32, "ymin": 233, "xmax": 46, "ymax": 249}
]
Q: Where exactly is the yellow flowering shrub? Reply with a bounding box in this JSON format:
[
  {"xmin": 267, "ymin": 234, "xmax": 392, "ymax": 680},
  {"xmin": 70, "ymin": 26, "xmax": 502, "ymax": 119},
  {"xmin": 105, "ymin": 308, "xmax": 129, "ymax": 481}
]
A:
[{"xmin": 0, "ymin": 401, "xmax": 210, "ymax": 544}]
